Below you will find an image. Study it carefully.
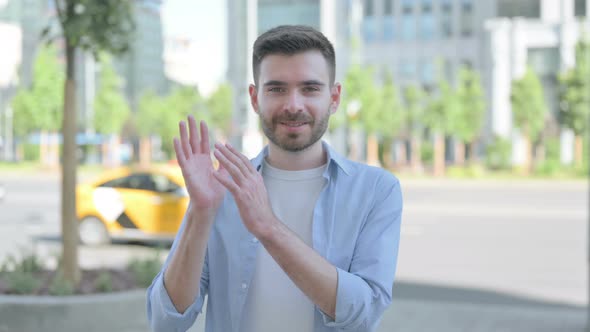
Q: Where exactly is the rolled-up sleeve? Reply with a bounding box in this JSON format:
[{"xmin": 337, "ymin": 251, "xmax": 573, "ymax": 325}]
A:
[
  {"xmin": 146, "ymin": 207, "xmax": 210, "ymax": 332},
  {"xmin": 321, "ymin": 174, "xmax": 403, "ymax": 330}
]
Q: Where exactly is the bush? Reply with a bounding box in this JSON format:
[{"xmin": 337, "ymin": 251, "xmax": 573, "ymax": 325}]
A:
[
  {"xmin": 95, "ymin": 270, "xmax": 113, "ymax": 293},
  {"xmin": 127, "ymin": 253, "xmax": 162, "ymax": 288},
  {"xmin": 5, "ymin": 271, "xmax": 40, "ymax": 294},
  {"xmin": 420, "ymin": 143, "xmax": 433, "ymax": 165},
  {"xmin": 48, "ymin": 271, "xmax": 75, "ymax": 296},
  {"xmin": 486, "ymin": 136, "xmax": 512, "ymax": 170}
]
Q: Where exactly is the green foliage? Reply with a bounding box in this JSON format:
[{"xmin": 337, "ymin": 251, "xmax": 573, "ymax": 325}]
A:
[
  {"xmin": 485, "ymin": 136, "xmax": 512, "ymax": 170},
  {"xmin": 11, "ymin": 45, "xmax": 64, "ymax": 136},
  {"xmin": 94, "ymin": 270, "xmax": 113, "ymax": 293},
  {"xmin": 22, "ymin": 143, "xmax": 40, "ymax": 161},
  {"xmin": 425, "ymin": 76, "xmax": 458, "ymax": 134},
  {"xmin": 420, "ymin": 143, "xmax": 434, "ymax": 165},
  {"xmin": 453, "ymin": 67, "xmax": 486, "ymax": 143},
  {"xmin": 0, "ymin": 249, "xmax": 44, "ymax": 294},
  {"xmin": 511, "ymin": 67, "xmax": 547, "ymax": 140},
  {"xmin": 338, "ymin": 64, "xmax": 371, "ymax": 129},
  {"xmin": 137, "ymin": 87, "xmax": 205, "ymax": 158},
  {"xmin": 6, "ymin": 272, "xmax": 40, "ymax": 294},
  {"xmin": 54, "ymin": 0, "xmax": 135, "ymax": 56},
  {"xmin": 402, "ymin": 85, "xmax": 425, "ymax": 136},
  {"xmin": 558, "ymin": 38, "xmax": 590, "ymax": 136},
  {"xmin": 127, "ymin": 253, "xmax": 162, "ymax": 288},
  {"xmin": 93, "ymin": 54, "xmax": 130, "ymax": 135},
  {"xmin": 207, "ymin": 83, "xmax": 234, "ymax": 135},
  {"xmin": 49, "ymin": 270, "xmax": 75, "ymax": 296}
]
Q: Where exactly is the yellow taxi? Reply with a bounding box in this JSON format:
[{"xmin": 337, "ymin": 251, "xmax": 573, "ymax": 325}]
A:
[{"xmin": 76, "ymin": 166, "xmax": 189, "ymax": 245}]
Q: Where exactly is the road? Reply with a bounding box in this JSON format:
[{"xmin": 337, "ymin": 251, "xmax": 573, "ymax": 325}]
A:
[{"xmin": 0, "ymin": 172, "xmax": 587, "ymax": 331}]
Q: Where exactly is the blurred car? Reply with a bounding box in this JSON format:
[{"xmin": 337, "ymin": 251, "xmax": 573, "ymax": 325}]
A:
[{"xmin": 76, "ymin": 166, "xmax": 189, "ymax": 245}]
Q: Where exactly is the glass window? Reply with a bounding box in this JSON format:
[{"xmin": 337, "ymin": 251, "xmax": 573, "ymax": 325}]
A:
[
  {"xmin": 402, "ymin": 0, "xmax": 413, "ymax": 13},
  {"xmin": 497, "ymin": 0, "xmax": 540, "ymax": 18},
  {"xmin": 460, "ymin": 0, "xmax": 473, "ymax": 37},
  {"xmin": 441, "ymin": 0, "xmax": 452, "ymax": 12},
  {"xmin": 362, "ymin": 17, "xmax": 379, "ymax": 42},
  {"xmin": 399, "ymin": 59, "xmax": 417, "ymax": 79},
  {"xmin": 102, "ymin": 173, "xmax": 156, "ymax": 191},
  {"xmin": 383, "ymin": 15, "xmax": 395, "ymax": 41},
  {"xmin": 420, "ymin": 58, "xmax": 434, "ymax": 84},
  {"xmin": 419, "ymin": 13, "xmax": 436, "ymax": 40},
  {"xmin": 575, "ymin": 0, "xmax": 586, "ymax": 17},
  {"xmin": 364, "ymin": 0, "xmax": 374, "ymax": 16},
  {"xmin": 384, "ymin": 0, "xmax": 394, "ymax": 15},
  {"xmin": 421, "ymin": 0, "xmax": 432, "ymax": 13},
  {"xmin": 401, "ymin": 14, "xmax": 416, "ymax": 40}
]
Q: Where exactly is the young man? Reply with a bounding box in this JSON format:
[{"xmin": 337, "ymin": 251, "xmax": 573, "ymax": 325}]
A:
[{"xmin": 147, "ymin": 25, "xmax": 403, "ymax": 332}]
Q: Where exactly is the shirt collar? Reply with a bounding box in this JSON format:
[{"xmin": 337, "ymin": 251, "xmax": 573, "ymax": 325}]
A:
[{"xmin": 251, "ymin": 141, "xmax": 353, "ymax": 176}]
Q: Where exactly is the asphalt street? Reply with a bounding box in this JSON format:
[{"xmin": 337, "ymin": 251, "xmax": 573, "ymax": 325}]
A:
[{"xmin": 0, "ymin": 172, "xmax": 587, "ymax": 331}]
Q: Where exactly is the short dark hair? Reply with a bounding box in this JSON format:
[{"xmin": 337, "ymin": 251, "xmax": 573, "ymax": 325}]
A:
[{"xmin": 252, "ymin": 25, "xmax": 336, "ymax": 85}]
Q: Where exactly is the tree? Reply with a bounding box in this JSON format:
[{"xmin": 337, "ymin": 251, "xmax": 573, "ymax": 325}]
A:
[
  {"xmin": 53, "ymin": 0, "xmax": 134, "ymax": 284},
  {"xmin": 425, "ymin": 77, "xmax": 458, "ymax": 176},
  {"xmin": 368, "ymin": 72, "xmax": 405, "ymax": 168},
  {"xmin": 511, "ymin": 66, "xmax": 547, "ymax": 173},
  {"xmin": 93, "ymin": 54, "xmax": 130, "ymax": 167},
  {"xmin": 558, "ymin": 37, "xmax": 590, "ymax": 167},
  {"xmin": 137, "ymin": 91, "xmax": 164, "ymax": 166},
  {"xmin": 452, "ymin": 67, "xmax": 486, "ymax": 165},
  {"xmin": 207, "ymin": 83, "xmax": 234, "ymax": 140},
  {"xmin": 403, "ymin": 85, "xmax": 426, "ymax": 172},
  {"xmin": 11, "ymin": 45, "xmax": 64, "ymax": 165}
]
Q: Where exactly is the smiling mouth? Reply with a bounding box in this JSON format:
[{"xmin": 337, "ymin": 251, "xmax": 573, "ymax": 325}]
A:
[{"xmin": 280, "ymin": 122, "xmax": 308, "ymax": 127}]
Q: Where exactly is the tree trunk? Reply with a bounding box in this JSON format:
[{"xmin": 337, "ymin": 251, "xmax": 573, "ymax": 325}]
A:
[
  {"xmin": 574, "ymin": 135, "xmax": 583, "ymax": 168},
  {"xmin": 61, "ymin": 43, "xmax": 80, "ymax": 285},
  {"xmin": 366, "ymin": 134, "xmax": 380, "ymax": 167},
  {"xmin": 433, "ymin": 132, "xmax": 446, "ymax": 177},
  {"xmin": 410, "ymin": 135, "xmax": 422, "ymax": 173},
  {"xmin": 522, "ymin": 134, "xmax": 531, "ymax": 175},
  {"xmin": 40, "ymin": 131, "xmax": 48, "ymax": 166},
  {"xmin": 139, "ymin": 136, "xmax": 152, "ymax": 167},
  {"xmin": 455, "ymin": 140, "xmax": 465, "ymax": 167},
  {"xmin": 395, "ymin": 139, "xmax": 408, "ymax": 168}
]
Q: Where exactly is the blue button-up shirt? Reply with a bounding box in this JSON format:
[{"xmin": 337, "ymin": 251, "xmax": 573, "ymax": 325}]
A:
[{"xmin": 147, "ymin": 142, "xmax": 403, "ymax": 332}]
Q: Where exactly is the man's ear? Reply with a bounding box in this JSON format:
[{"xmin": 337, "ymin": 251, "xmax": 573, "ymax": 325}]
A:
[
  {"xmin": 249, "ymin": 84, "xmax": 259, "ymax": 114},
  {"xmin": 329, "ymin": 83, "xmax": 342, "ymax": 114}
]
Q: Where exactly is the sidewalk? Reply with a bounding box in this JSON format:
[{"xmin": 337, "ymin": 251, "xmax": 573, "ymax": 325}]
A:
[{"xmin": 378, "ymin": 281, "xmax": 587, "ymax": 332}]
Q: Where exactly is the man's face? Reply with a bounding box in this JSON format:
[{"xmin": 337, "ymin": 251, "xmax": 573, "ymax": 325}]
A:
[{"xmin": 249, "ymin": 50, "xmax": 341, "ymax": 152}]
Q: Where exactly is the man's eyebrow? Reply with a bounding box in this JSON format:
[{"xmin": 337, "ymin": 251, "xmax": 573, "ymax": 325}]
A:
[
  {"xmin": 300, "ymin": 80, "xmax": 326, "ymax": 86},
  {"xmin": 263, "ymin": 80, "xmax": 288, "ymax": 87},
  {"xmin": 262, "ymin": 80, "xmax": 326, "ymax": 87}
]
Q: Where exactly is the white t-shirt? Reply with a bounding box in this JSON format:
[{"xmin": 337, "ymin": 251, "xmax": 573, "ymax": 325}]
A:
[{"xmin": 240, "ymin": 160, "xmax": 327, "ymax": 332}]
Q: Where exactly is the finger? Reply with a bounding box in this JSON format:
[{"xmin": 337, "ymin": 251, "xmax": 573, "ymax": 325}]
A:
[
  {"xmin": 179, "ymin": 121, "xmax": 191, "ymax": 158},
  {"xmin": 200, "ymin": 121, "xmax": 210, "ymax": 154},
  {"xmin": 213, "ymin": 169, "xmax": 240, "ymax": 194},
  {"xmin": 225, "ymin": 143, "xmax": 256, "ymax": 173},
  {"xmin": 173, "ymin": 138, "xmax": 186, "ymax": 167},
  {"xmin": 215, "ymin": 143, "xmax": 250, "ymax": 177},
  {"xmin": 188, "ymin": 115, "xmax": 201, "ymax": 154},
  {"xmin": 214, "ymin": 148, "xmax": 245, "ymax": 185}
]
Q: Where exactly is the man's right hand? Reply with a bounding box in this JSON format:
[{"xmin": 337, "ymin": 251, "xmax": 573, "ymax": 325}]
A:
[{"xmin": 173, "ymin": 116, "xmax": 227, "ymax": 213}]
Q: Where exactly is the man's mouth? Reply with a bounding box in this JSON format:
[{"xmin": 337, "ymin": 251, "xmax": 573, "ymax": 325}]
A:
[{"xmin": 280, "ymin": 122, "xmax": 307, "ymax": 127}]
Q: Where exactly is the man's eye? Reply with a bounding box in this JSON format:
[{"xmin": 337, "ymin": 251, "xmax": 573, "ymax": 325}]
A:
[
  {"xmin": 303, "ymin": 86, "xmax": 320, "ymax": 92},
  {"xmin": 268, "ymin": 87, "xmax": 285, "ymax": 93}
]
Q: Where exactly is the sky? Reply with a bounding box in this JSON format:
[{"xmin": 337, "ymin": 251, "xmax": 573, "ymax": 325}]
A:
[{"xmin": 161, "ymin": 0, "xmax": 227, "ymax": 95}]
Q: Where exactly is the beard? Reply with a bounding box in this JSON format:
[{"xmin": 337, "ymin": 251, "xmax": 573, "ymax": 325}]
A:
[{"xmin": 259, "ymin": 109, "xmax": 330, "ymax": 152}]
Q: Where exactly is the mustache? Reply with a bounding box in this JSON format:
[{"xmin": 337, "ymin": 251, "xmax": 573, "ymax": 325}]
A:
[{"xmin": 273, "ymin": 113, "xmax": 313, "ymax": 123}]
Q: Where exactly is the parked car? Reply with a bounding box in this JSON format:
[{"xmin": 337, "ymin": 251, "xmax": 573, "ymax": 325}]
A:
[{"xmin": 76, "ymin": 166, "xmax": 189, "ymax": 245}]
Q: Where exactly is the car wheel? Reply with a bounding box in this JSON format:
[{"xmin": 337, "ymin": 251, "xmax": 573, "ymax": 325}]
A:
[{"xmin": 79, "ymin": 216, "xmax": 110, "ymax": 246}]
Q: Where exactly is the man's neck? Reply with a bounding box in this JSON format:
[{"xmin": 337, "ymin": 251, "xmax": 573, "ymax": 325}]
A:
[{"xmin": 265, "ymin": 141, "xmax": 327, "ymax": 171}]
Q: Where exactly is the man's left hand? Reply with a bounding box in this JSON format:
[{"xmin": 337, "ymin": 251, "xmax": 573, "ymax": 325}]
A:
[{"xmin": 213, "ymin": 143, "xmax": 277, "ymax": 238}]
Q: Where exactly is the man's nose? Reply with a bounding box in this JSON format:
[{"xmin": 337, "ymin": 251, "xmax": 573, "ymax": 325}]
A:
[{"xmin": 284, "ymin": 91, "xmax": 303, "ymax": 113}]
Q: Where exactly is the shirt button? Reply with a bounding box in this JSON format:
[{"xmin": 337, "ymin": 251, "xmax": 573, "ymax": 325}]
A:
[
  {"xmin": 241, "ymin": 283, "xmax": 248, "ymax": 290},
  {"xmin": 252, "ymin": 238, "xmax": 259, "ymax": 243}
]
